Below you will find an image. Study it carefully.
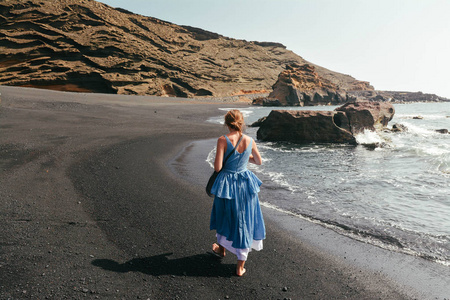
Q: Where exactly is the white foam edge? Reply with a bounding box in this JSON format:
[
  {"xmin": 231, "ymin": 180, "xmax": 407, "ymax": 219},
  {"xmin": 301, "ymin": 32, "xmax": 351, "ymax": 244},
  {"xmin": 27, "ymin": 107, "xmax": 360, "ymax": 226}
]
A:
[{"xmin": 260, "ymin": 201, "xmax": 450, "ymax": 266}]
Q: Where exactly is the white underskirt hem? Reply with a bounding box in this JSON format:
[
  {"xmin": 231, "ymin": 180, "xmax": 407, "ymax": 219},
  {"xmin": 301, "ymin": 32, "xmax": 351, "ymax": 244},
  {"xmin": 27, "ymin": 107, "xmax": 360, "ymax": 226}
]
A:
[{"xmin": 216, "ymin": 233, "xmax": 263, "ymax": 261}]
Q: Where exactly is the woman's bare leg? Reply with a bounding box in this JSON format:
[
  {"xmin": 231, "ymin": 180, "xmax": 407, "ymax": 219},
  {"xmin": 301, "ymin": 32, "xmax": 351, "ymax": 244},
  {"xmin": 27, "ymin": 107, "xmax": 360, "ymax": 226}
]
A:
[{"xmin": 236, "ymin": 260, "xmax": 246, "ymax": 276}]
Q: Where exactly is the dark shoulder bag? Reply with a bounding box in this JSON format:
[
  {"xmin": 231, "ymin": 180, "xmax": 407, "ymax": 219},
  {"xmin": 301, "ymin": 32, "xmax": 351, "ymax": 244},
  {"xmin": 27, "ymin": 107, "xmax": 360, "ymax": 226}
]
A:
[{"xmin": 206, "ymin": 135, "xmax": 243, "ymax": 197}]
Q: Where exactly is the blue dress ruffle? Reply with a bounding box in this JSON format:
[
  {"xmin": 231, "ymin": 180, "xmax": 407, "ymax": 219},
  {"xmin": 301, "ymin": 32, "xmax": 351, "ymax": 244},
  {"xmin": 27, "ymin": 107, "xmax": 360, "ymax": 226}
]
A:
[
  {"xmin": 210, "ymin": 135, "xmax": 266, "ymax": 250},
  {"xmin": 210, "ymin": 169, "xmax": 262, "ymax": 199}
]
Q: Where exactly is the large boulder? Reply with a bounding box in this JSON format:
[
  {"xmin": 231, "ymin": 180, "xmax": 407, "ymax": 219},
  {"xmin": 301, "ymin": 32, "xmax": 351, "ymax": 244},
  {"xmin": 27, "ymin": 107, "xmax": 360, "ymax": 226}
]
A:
[
  {"xmin": 256, "ymin": 101, "xmax": 395, "ymax": 144},
  {"xmin": 256, "ymin": 110, "xmax": 356, "ymax": 144},
  {"xmin": 267, "ymin": 63, "xmax": 372, "ymax": 106},
  {"xmin": 335, "ymin": 101, "xmax": 395, "ymax": 134}
]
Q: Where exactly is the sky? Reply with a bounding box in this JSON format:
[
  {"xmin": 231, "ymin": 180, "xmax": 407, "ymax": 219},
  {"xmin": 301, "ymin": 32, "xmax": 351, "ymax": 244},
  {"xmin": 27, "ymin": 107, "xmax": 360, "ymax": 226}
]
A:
[{"xmin": 99, "ymin": 0, "xmax": 450, "ymax": 98}]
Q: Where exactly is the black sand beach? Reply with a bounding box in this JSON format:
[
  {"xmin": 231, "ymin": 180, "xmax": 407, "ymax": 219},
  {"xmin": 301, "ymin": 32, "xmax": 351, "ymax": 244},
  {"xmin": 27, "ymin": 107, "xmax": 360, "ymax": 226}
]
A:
[{"xmin": 1, "ymin": 86, "xmax": 448, "ymax": 299}]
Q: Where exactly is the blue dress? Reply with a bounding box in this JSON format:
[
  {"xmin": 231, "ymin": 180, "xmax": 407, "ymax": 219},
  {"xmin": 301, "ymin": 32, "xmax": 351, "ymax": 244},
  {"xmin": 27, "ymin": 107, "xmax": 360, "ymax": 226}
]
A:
[{"xmin": 210, "ymin": 135, "xmax": 266, "ymax": 252}]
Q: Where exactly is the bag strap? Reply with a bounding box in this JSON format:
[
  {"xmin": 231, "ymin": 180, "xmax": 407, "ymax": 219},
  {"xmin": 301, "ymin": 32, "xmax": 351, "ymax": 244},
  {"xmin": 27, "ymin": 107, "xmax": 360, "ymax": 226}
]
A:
[{"xmin": 223, "ymin": 134, "xmax": 244, "ymax": 165}]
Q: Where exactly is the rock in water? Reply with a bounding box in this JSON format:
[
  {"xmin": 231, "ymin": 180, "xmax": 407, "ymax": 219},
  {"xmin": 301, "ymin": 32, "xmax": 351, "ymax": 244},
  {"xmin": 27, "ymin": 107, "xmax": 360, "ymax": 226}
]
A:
[
  {"xmin": 256, "ymin": 110, "xmax": 356, "ymax": 144},
  {"xmin": 256, "ymin": 101, "xmax": 395, "ymax": 144},
  {"xmin": 335, "ymin": 101, "xmax": 395, "ymax": 134},
  {"xmin": 435, "ymin": 129, "xmax": 449, "ymax": 134},
  {"xmin": 392, "ymin": 123, "xmax": 408, "ymax": 132}
]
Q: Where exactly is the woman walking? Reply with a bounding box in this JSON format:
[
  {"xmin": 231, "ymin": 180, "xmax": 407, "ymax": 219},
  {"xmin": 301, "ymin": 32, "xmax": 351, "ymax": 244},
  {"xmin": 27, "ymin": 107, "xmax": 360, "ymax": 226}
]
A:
[{"xmin": 210, "ymin": 109, "xmax": 266, "ymax": 276}]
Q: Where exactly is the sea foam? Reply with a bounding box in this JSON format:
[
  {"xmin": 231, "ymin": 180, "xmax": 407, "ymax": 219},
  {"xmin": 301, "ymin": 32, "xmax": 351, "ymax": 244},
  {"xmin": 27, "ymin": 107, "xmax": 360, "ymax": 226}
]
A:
[{"xmin": 354, "ymin": 129, "xmax": 384, "ymax": 145}]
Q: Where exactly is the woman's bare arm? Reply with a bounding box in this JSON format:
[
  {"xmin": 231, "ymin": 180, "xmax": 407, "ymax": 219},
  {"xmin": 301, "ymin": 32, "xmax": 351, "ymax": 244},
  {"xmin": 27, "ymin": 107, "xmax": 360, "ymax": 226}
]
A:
[
  {"xmin": 249, "ymin": 140, "xmax": 262, "ymax": 165},
  {"xmin": 214, "ymin": 136, "xmax": 227, "ymax": 172}
]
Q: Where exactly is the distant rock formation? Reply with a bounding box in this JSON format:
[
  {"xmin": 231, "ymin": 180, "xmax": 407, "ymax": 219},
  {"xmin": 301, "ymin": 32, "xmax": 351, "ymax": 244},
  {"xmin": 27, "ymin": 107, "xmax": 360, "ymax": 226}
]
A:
[
  {"xmin": 347, "ymin": 90, "xmax": 449, "ymax": 103},
  {"xmin": 251, "ymin": 97, "xmax": 282, "ymax": 106},
  {"xmin": 253, "ymin": 64, "xmax": 449, "ymax": 106},
  {"xmin": 263, "ymin": 63, "xmax": 373, "ymax": 106},
  {"xmin": 0, "ymin": 0, "xmax": 368, "ymax": 98},
  {"xmin": 256, "ymin": 101, "xmax": 394, "ymax": 144}
]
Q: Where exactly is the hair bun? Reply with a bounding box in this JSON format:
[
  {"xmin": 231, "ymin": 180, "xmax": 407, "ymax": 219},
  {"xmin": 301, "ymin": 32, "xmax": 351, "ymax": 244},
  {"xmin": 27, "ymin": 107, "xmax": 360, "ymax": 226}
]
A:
[{"xmin": 224, "ymin": 110, "xmax": 245, "ymax": 132}]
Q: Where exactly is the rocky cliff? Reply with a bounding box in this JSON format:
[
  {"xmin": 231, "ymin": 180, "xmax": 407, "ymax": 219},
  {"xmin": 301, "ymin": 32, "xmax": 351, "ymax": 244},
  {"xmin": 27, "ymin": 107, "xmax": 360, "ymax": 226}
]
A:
[
  {"xmin": 252, "ymin": 63, "xmax": 448, "ymax": 106},
  {"xmin": 265, "ymin": 63, "xmax": 373, "ymax": 106},
  {"xmin": 0, "ymin": 0, "xmax": 370, "ymax": 97}
]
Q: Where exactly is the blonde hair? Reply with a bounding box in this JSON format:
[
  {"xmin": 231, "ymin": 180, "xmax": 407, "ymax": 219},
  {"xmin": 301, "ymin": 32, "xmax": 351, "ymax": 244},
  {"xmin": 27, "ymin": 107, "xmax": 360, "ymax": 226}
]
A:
[{"xmin": 224, "ymin": 109, "xmax": 245, "ymax": 132}]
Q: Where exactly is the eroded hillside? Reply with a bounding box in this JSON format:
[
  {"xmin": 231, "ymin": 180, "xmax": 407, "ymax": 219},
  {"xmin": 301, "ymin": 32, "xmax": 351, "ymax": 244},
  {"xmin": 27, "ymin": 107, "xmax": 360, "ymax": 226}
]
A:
[{"xmin": 0, "ymin": 0, "xmax": 372, "ymax": 97}]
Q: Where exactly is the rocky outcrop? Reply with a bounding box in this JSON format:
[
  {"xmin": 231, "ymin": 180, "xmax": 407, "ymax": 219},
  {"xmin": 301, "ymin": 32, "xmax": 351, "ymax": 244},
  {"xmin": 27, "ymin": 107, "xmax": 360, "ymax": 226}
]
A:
[
  {"xmin": 0, "ymin": 0, "xmax": 369, "ymax": 98},
  {"xmin": 261, "ymin": 65, "xmax": 449, "ymax": 107},
  {"xmin": 348, "ymin": 90, "xmax": 449, "ymax": 103},
  {"xmin": 335, "ymin": 101, "xmax": 395, "ymax": 134},
  {"xmin": 256, "ymin": 110, "xmax": 356, "ymax": 144},
  {"xmin": 264, "ymin": 63, "xmax": 373, "ymax": 106},
  {"xmin": 251, "ymin": 97, "xmax": 282, "ymax": 106},
  {"xmin": 256, "ymin": 101, "xmax": 394, "ymax": 144}
]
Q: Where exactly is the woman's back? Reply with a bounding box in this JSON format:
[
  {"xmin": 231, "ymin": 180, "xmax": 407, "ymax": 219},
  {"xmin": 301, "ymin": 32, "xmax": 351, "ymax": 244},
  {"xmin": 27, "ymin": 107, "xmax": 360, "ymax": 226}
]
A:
[
  {"xmin": 222, "ymin": 135, "xmax": 252, "ymax": 173},
  {"xmin": 225, "ymin": 133, "xmax": 251, "ymax": 153}
]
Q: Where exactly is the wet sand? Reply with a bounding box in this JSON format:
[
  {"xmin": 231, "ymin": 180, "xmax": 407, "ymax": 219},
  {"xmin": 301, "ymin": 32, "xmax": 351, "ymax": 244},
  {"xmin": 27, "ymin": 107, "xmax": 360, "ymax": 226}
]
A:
[{"xmin": 0, "ymin": 85, "xmax": 447, "ymax": 299}]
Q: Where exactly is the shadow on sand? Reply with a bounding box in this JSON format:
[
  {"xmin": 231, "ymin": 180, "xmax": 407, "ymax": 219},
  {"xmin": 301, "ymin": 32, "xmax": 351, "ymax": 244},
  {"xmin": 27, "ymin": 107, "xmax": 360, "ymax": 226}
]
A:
[{"xmin": 92, "ymin": 252, "xmax": 236, "ymax": 278}]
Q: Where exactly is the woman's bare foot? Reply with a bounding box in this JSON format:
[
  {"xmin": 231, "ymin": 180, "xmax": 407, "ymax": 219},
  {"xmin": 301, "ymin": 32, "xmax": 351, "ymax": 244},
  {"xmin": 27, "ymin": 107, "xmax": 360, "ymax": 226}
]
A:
[
  {"xmin": 212, "ymin": 243, "xmax": 225, "ymax": 258},
  {"xmin": 236, "ymin": 260, "xmax": 246, "ymax": 276},
  {"xmin": 236, "ymin": 267, "xmax": 246, "ymax": 276}
]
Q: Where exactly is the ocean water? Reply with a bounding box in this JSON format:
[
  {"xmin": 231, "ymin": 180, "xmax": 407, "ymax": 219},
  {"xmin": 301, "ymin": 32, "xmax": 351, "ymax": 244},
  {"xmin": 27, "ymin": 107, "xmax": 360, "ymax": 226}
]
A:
[{"xmin": 207, "ymin": 102, "xmax": 450, "ymax": 266}]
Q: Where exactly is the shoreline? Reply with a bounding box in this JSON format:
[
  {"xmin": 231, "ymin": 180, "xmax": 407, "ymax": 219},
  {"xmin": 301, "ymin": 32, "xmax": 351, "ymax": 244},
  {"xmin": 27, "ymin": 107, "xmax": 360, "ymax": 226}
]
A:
[
  {"xmin": 172, "ymin": 137, "xmax": 450, "ymax": 299},
  {"xmin": 1, "ymin": 85, "xmax": 448, "ymax": 299},
  {"xmin": 200, "ymin": 111, "xmax": 450, "ymax": 268}
]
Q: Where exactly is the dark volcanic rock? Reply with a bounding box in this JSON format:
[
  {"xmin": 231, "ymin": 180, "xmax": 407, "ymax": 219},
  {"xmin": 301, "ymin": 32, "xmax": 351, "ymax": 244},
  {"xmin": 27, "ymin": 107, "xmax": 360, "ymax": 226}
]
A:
[
  {"xmin": 256, "ymin": 110, "xmax": 356, "ymax": 144},
  {"xmin": 335, "ymin": 101, "xmax": 395, "ymax": 134},
  {"xmin": 0, "ymin": 0, "xmax": 369, "ymax": 97},
  {"xmin": 257, "ymin": 101, "xmax": 395, "ymax": 144},
  {"xmin": 435, "ymin": 129, "xmax": 449, "ymax": 134},
  {"xmin": 267, "ymin": 63, "xmax": 372, "ymax": 106},
  {"xmin": 249, "ymin": 116, "xmax": 267, "ymax": 127},
  {"xmin": 252, "ymin": 97, "xmax": 282, "ymax": 106},
  {"xmin": 392, "ymin": 123, "xmax": 408, "ymax": 132}
]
